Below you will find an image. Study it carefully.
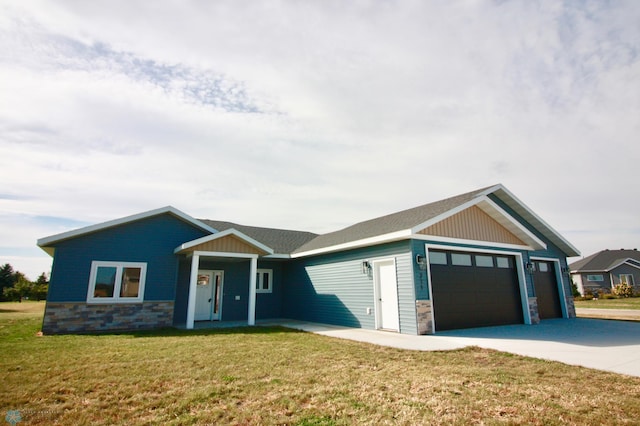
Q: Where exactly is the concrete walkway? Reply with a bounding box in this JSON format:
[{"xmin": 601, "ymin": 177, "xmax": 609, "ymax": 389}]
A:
[{"xmin": 265, "ymin": 318, "xmax": 640, "ymax": 378}]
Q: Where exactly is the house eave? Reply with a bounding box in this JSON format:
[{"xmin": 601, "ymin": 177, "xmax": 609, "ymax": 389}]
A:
[{"xmin": 291, "ymin": 230, "xmax": 412, "ymax": 258}]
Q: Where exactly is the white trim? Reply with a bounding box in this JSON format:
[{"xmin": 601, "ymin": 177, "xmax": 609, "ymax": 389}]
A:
[
  {"xmin": 291, "ymin": 230, "xmax": 412, "ymax": 258},
  {"xmin": 480, "ymin": 184, "xmax": 581, "ymax": 257},
  {"xmin": 248, "ymin": 257, "xmax": 257, "ymax": 325},
  {"xmin": 186, "ymin": 254, "xmax": 200, "ymax": 329},
  {"xmin": 425, "ymin": 243, "xmax": 531, "ymax": 333},
  {"xmin": 86, "ymin": 261, "xmax": 147, "ymax": 304},
  {"xmin": 604, "ymin": 258, "xmax": 640, "ymax": 272},
  {"xmin": 174, "ymin": 228, "xmax": 274, "ymax": 255},
  {"xmin": 189, "ymin": 251, "xmax": 260, "ymax": 260},
  {"xmin": 411, "ymin": 195, "xmax": 547, "ymax": 251},
  {"xmin": 411, "ymin": 234, "xmax": 534, "ymax": 251},
  {"xmin": 530, "ymin": 256, "xmax": 569, "ymax": 318},
  {"xmin": 255, "ymin": 269, "xmax": 273, "ymax": 293},
  {"xmin": 38, "ymin": 206, "xmax": 216, "ymax": 252}
]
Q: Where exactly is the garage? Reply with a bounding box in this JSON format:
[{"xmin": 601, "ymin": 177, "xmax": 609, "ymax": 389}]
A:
[
  {"xmin": 533, "ymin": 260, "xmax": 563, "ymax": 319},
  {"xmin": 428, "ymin": 249, "xmax": 524, "ymax": 331}
]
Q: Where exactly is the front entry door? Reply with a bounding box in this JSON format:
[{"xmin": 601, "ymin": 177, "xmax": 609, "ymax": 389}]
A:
[
  {"xmin": 195, "ymin": 270, "xmax": 224, "ymax": 321},
  {"xmin": 375, "ymin": 259, "xmax": 400, "ymax": 332}
]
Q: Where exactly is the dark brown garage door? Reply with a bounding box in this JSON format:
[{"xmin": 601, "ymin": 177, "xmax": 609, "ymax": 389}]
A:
[
  {"xmin": 429, "ymin": 250, "xmax": 524, "ymax": 331},
  {"xmin": 533, "ymin": 260, "xmax": 563, "ymax": 319}
]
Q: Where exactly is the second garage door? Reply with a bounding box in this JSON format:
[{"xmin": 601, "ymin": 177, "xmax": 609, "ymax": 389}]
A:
[{"xmin": 429, "ymin": 250, "xmax": 524, "ymax": 331}]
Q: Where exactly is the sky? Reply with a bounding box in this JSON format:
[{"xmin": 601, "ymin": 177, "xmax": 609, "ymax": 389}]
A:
[{"xmin": 1, "ymin": 0, "xmax": 639, "ymax": 280}]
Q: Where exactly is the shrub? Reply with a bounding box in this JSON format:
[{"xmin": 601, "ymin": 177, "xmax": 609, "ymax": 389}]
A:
[
  {"xmin": 571, "ymin": 282, "xmax": 581, "ymax": 297},
  {"xmin": 612, "ymin": 282, "xmax": 634, "ymax": 298}
]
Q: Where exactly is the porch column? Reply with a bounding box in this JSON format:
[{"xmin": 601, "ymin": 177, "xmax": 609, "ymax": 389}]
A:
[
  {"xmin": 248, "ymin": 256, "xmax": 257, "ymax": 326},
  {"xmin": 186, "ymin": 252, "xmax": 200, "ymax": 329}
]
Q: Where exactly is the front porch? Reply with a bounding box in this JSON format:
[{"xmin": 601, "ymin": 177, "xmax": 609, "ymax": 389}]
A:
[{"xmin": 173, "ymin": 229, "xmax": 276, "ymax": 329}]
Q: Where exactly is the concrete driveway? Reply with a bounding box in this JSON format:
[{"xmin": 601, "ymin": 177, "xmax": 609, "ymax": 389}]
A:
[{"xmin": 269, "ymin": 318, "xmax": 640, "ymax": 378}]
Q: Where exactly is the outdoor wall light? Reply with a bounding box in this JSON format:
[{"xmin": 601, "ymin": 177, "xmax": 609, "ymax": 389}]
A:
[
  {"xmin": 362, "ymin": 261, "xmax": 371, "ymax": 274},
  {"xmin": 416, "ymin": 254, "xmax": 428, "ymax": 270},
  {"xmin": 526, "ymin": 262, "xmax": 536, "ymax": 274}
]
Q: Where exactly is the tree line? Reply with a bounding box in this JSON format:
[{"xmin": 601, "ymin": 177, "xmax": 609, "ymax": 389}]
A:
[{"xmin": 0, "ymin": 263, "xmax": 49, "ymax": 302}]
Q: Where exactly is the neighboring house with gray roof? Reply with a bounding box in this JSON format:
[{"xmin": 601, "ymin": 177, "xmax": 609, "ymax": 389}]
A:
[
  {"xmin": 570, "ymin": 249, "xmax": 640, "ymax": 295},
  {"xmin": 37, "ymin": 184, "xmax": 580, "ymax": 335}
]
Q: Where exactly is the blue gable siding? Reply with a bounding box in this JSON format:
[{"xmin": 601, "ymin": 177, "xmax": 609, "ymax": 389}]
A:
[
  {"xmin": 47, "ymin": 214, "xmax": 208, "ymax": 303},
  {"xmin": 283, "ymin": 240, "xmax": 417, "ymax": 334}
]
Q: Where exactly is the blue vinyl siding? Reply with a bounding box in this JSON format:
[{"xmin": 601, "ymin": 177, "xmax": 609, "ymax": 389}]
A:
[
  {"xmin": 47, "ymin": 214, "xmax": 208, "ymax": 303},
  {"xmin": 283, "ymin": 241, "xmax": 417, "ymax": 333}
]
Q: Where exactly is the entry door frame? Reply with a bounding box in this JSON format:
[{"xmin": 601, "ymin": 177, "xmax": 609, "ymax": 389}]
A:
[
  {"xmin": 372, "ymin": 258, "xmax": 400, "ymax": 332},
  {"xmin": 195, "ymin": 269, "xmax": 224, "ymax": 321},
  {"xmin": 425, "ymin": 243, "xmax": 532, "ymax": 333},
  {"xmin": 530, "ymin": 256, "xmax": 568, "ymax": 318}
]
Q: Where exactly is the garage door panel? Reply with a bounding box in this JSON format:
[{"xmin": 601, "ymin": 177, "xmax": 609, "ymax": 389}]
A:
[
  {"xmin": 533, "ymin": 261, "xmax": 563, "ymax": 319},
  {"xmin": 430, "ymin": 250, "xmax": 524, "ymax": 331}
]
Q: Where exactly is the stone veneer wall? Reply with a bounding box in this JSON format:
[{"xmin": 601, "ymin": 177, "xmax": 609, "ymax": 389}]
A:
[
  {"xmin": 528, "ymin": 297, "xmax": 540, "ymax": 324},
  {"xmin": 564, "ymin": 293, "xmax": 576, "ymax": 318},
  {"xmin": 42, "ymin": 301, "xmax": 174, "ymax": 334},
  {"xmin": 416, "ymin": 299, "xmax": 433, "ymax": 335}
]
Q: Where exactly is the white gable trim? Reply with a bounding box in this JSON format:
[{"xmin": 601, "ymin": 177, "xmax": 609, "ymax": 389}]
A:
[
  {"xmin": 481, "ymin": 184, "xmax": 580, "ymax": 257},
  {"xmin": 411, "ymin": 195, "xmax": 547, "ymax": 251},
  {"xmin": 37, "ymin": 206, "xmax": 217, "ymax": 255},
  {"xmin": 174, "ymin": 228, "xmax": 274, "ymax": 255}
]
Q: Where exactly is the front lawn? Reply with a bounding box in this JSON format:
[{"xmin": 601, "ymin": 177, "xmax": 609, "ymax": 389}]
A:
[
  {"xmin": 2, "ymin": 303, "xmax": 640, "ymax": 425},
  {"xmin": 574, "ymin": 297, "xmax": 640, "ymax": 310}
]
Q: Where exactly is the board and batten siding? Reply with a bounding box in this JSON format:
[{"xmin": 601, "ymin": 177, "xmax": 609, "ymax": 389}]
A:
[{"xmin": 284, "ymin": 241, "xmax": 418, "ymax": 335}]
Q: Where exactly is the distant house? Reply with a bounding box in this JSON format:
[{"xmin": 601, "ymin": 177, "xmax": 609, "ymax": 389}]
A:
[
  {"xmin": 570, "ymin": 249, "xmax": 640, "ymax": 295},
  {"xmin": 37, "ymin": 184, "xmax": 580, "ymax": 335}
]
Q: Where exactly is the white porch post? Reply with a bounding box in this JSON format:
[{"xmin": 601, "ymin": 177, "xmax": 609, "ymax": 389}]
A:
[
  {"xmin": 248, "ymin": 256, "xmax": 257, "ymax": 326},
  {"xmin": 186, "ymin": 252, "xmax": 200, "ymax": 330}
]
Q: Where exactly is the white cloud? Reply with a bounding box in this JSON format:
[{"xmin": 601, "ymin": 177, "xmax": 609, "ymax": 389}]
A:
[{"xmin": 1, "ymin": 0, "xmax": 639, "ymax": 279}]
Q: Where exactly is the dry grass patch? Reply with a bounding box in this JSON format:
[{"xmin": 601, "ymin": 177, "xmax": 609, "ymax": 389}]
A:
[{"xmin": 2, "ymin": 302, "xmax": 640, "ymax": 425}]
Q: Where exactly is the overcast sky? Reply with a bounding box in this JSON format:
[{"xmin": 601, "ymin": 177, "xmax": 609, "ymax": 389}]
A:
[{"xmin": 1, "ymin": 0, "xmax": 639, "ymax": 280}]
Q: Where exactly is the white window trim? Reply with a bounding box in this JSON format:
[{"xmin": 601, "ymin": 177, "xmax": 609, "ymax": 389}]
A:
[
  {"xmin": 256, "ymin": 268, "xmax": 273, "ymax": 293},
  {"xmin": 587, "ymin": 274, "xmax": 604, "ymax": 282},
  {"xmin": 619, "ymin": 274, "xmax": 635, "ymax": 286},
  {"xmin": 87, "ymin": 261, "xmax": 147, "ymax": 304}
]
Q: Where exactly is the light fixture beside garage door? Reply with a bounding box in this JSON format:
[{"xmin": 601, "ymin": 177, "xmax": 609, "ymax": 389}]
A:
[{"xmin": 416, "ymin": 254, "xmax": 428, "ymax": 270}]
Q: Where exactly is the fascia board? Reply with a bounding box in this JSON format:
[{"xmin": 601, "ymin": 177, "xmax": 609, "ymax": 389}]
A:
[
  {"xmin": 484, "ymin": 185, "xmax": 581, "ymax": 257},
  {"xmin": 604, "ymin": 259, "xmax": 640, "ymax": 272},
  {"xmin": 291, "ymin": 230, "xmax": 412, "ymax": 258},
  {"xmin": 37, "ymin": 206, "xmax": 217, "ymax": 248},
  {"xmin": 174, "ymin": 228, "xmax": 274, "ymax": 255}
]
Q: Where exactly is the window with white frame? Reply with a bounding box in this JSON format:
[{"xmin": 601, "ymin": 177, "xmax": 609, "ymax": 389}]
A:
[
  {"xmin": 87, "ymin": 261, "xmax": 146, "ymax": 303},
  {"xmin": 620, "ymin": 274, "xmax": 635, "ymax": 286},
  {"xmin": 587, "ymin": 275, "xmax": 604, "ymax": 282},
  {"xmin": 256, "ymin": 269, "xmax": 273, "ymax": 293}
]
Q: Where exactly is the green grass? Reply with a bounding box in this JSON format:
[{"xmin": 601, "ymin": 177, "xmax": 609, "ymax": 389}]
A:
[
  {"xmin": 574, "ymin": 297, "xmax": 640, "ymax": 310},
  {"xmin": 2, "ymin": 302, "xmax": 640, "ymax": 425}
]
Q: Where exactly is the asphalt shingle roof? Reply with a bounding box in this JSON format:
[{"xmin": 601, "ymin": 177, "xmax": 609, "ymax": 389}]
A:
[
  {"xmin": 198, "ymin": 220, "xmax": 318, "ymax": 255},
  {"xmin": 569, "ymin": 249, "xmax": 640, "ymax": 272},
  {"xmin": 292, "ymin": 186, "xmax": 494, "ymax": 254}
]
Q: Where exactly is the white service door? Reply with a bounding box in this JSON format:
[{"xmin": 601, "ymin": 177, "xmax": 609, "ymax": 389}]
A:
[
  {"xmin": 376, "ymin": 260, "xmax": 400, "ymax": 331},
  {"xmin": 195, "ymin": 270, "xmax": 223, "ymax": 321}
]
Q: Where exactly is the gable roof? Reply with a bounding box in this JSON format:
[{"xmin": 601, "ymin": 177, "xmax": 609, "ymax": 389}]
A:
[
  {"xmin": 570, "ymin": 249, "xmax": 640, "ymax": 272},
  {"xmin": 37, "ymin": 206, "xmax": 217, "ymax": 256},
  {"xmin": 198, "ymin": 220, "xmax": 317, "ymax": 255},
  {"xmin": 292, "ymin": 184, "xmax": 580, "ymax": 258},
  {"xmin": 174, "ymin": 228, "xmax": 275, "ymax": 256}
]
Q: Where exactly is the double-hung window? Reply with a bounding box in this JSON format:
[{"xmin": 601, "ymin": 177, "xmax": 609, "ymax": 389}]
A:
[
  {"xmin": 256, "ymin": 269, "xmax": 273, "ymax": 293},
  {"xmin": 87, "ymin": 261, "xmax": 147, "ymax": 303}
]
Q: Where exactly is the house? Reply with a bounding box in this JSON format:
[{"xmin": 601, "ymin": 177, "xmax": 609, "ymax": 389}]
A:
[
  {"xmin": 37, "ymin": 184, "xmax": 580, "ymax": 335},
  {"xmin": 570, "ymin": 249, "xmax": 640, "ymax": 295}
]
